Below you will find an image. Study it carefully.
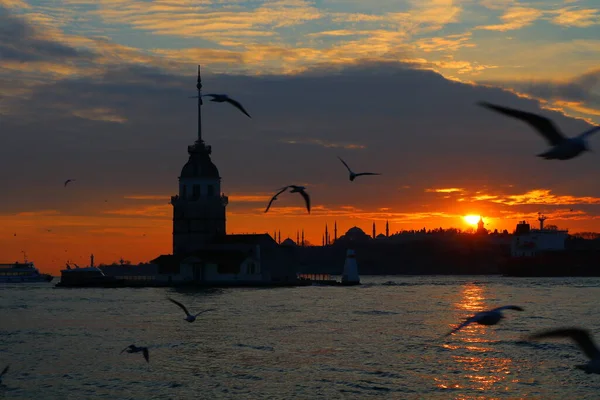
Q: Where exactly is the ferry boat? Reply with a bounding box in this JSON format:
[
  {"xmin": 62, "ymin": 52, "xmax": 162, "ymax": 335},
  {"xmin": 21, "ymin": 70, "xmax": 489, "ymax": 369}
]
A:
[
  {"xmin": 501, "ymin": 214, "xmax": 600, "ymax": 277},
  {"xmin": 55, "ymin": 254, "xmax": 125, "ymax": 288},
  {"xmin": 0, "ymin": 261, "xmax": 53, "ymax": 283}
]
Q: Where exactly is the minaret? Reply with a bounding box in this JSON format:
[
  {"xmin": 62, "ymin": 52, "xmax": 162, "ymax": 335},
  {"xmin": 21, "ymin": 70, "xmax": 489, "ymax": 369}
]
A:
[
  {"xmin": 171, "ymin": 65, "xmax": 228, "ymax": 255},
  {"xmin": 334, "ymin": 221, "xmax": 338, "ymax": 242},
  {"xmin": 322, "ymin": 234, "xmax": 325, "ymax": 246},
  {"xmin": 372, "ymin": 222, "xmax": 376, "ymax": 239},
  {"xmin": 386, "ymin": 220, "xmax": 389, "ymax": 237},
  {"xmin": 301, "ymin": 229, "xmax": 305, "ymax": 247},
  {"xmin": 278, "ymin": 230, "xmax": 281, "ymax": 244},
  {"xmin": 325, "ymin": 224, "xmax": 329, "ymax": 245},
  {"xmin": 296, "ymin": 230, "xmax": 299, "ymax": 245}
]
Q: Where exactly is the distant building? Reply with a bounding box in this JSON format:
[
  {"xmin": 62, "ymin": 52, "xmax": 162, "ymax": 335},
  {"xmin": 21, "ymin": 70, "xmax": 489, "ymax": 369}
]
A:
[
  {"xmin": 336, "ymin": 226, "xmax": 372, "ymax": 243},
  {"xmin": 476, "ymin": 216, "xmax": 488, "ymax": 235}
]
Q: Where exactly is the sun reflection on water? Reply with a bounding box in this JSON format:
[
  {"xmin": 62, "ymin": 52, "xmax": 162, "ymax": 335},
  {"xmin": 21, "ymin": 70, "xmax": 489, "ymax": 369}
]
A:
[{"xmin": 438, "ymin": 283, "xmax": 517, "ymax": 393}]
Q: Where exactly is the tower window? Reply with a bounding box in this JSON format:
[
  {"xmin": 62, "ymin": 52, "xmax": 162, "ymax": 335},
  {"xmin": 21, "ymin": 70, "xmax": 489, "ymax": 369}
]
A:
[
  {"xmin": 207, "ymin": 185, "xmax": 214, "ymax": 197},
  {"xmin": 192, "ymin": 184, "xmax": 200, "ymax": 199}
]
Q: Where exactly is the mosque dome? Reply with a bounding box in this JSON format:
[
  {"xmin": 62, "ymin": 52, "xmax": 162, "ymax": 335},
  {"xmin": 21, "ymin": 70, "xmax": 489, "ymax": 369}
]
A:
[
  {"xmin": 180, "ymin": 142, "xmax": 220, "ymax": 179},
  {"xmin": 345, "ymin": 226, "xmax": 368, "ymax": 237},
  {"xmin": 281, "ymin": 238, "xmax": 296, "ymax": 246},
  {"xmin": 338, "ymin": 226, "xmax": 371, "ymax": 242}
]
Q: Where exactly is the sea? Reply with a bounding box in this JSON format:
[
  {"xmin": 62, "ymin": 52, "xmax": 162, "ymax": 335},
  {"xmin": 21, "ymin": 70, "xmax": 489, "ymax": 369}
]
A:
[{"xmin": 1, "ymin": 275, "xmax": 600, "ymax": 399}]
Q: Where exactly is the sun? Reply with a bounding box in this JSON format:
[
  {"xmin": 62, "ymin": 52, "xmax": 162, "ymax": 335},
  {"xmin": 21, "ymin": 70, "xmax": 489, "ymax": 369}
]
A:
[{"xmin": 463, "ymin": 214, "xmax": 481, "ymax": 226}]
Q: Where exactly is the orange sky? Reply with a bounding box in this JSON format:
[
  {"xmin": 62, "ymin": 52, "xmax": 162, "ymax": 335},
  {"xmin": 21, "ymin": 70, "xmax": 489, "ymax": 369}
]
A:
[{"xmin": 1, "ymin": 193, "xmax": 598, "ymax": 275}]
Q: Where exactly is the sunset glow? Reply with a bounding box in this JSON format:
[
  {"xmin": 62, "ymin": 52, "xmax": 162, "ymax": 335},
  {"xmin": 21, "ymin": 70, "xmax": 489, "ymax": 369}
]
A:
[{"xmin": 463, "ymin": 215, "xmax": 481, "ymax": 226}]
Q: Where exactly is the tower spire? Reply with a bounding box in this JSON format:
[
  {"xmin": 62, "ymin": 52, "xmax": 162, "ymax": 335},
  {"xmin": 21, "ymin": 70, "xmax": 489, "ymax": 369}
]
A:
[{"xmin": 196, "ymin": 65, "xmax": 203, "ymax": 143}]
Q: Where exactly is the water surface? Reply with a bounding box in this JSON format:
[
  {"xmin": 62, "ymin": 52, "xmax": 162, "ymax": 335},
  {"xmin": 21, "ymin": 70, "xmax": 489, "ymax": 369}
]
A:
[{"xmin": 2, "ymin": 276, "xmax": 600, "ymax": 399}]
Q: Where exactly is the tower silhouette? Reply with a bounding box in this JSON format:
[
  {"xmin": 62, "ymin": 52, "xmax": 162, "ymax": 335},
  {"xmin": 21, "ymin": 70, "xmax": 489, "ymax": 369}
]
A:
[{"xmin": 171, "ymin": 66, "xmax": 228, "ymax": 255}]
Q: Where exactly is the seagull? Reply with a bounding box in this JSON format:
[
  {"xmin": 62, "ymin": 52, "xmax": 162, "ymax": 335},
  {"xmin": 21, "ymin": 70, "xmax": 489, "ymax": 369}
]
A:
[
  {"xmin": 168, "ymin": 297, "xmax": 215, "ymax": 323},
  {"xmin": 478, "ymin": 101, "xmax": 600, "ymax": 160},
  {"xmin": 64, "ymin": 179, "xmax": 75, "ymax": 187},
  {"xmin": 527, "ymin": 327, "xmax": 600, "ymax": 374},
  {"xmin": 445, "ymin": 305, "xmax": 524, "ymax": 336},
  {"xmin": 338, "ymin": 156, "xmax": 381, "ymax": 181},
  {"xmin": 189, "ymin": 93, "xmax": 251, "ymax": 118},
  {"xmin": 265, "ymin": 185, "xmax": 310, "ymax": 214},
  {"xmin": 0, "ymin": 365, "xmax": 8, "ymax": 384},
  {"xmin": 120, "ymin": 344, "xmax": 149, "ymax": 363}
]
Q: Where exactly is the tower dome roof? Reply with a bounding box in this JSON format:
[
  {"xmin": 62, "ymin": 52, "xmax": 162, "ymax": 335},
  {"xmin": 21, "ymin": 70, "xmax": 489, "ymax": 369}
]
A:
[{"xmin": 179, "ymin": 141, "xmax": 220, "ymax": 179}]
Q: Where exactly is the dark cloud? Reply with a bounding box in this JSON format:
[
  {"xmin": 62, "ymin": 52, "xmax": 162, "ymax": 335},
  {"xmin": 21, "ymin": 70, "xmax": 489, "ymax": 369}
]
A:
[
  {"xmin": 2, "ymin": 59, "xmax": 600, "ymax": 217},
  {"xmin": 0, "ymin": 6, "xmax": 90, "ymax": 62},
  {"xmin": 484, "ymin": 69, "xmax": 600, "ymax": 109}
]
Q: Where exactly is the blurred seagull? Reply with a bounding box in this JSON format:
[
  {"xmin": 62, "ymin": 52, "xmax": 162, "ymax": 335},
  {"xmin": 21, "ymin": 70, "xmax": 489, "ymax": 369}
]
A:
[
  {"xmin": 0, "ymin": 365, "xmax": 8, "ymax": 384},
  {"xmin": 445, "ymin": 305, "xmax": 524, "ymax": 336},
  {"xmin": 338, "ymin": 156, "xmax": 381, "ymax": 182},
  {"xmin": 168, "ymin": 297, "xmax": 215, "ymax": 323},
  {"xmin": 478, "ymin": 101, "xmax": 600, "ymax": 160},
  {"xmin": 527, "ymin": 327, "xmax": 600, "ymax": 374},
  {"xmin": 64, "ymin": 179, "xmax": 75, "ymax": 187},
  {"xmin": 189, "ymin": 93, "xmax": 251, "ymax": 118},
  {"xmin": 265, "ymin": 185, "xmax": 310, "ymax": 214},
  {"xmin": 120, "ymin": 345, "xmax": 149, "ymax": 363}
]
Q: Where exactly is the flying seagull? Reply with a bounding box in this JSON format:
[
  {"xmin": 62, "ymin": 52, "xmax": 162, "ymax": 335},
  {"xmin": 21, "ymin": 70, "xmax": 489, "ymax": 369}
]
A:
[
  {"xmin": 120, "ymin": 344, "xmax": 149, "ymax": 363},
  {"xmin": 168, "ymin": 297, "xmax": 215, "ymax": 323},
  {"xmin": 0, "ymin": 365, "xmax": 8, "ymax": 384},
  {"xmin": 338, "ymin": 156, "xmax": 381, "ymax": 182},
  {"xmin": 189, "ymin": 93, "xmax": 251, "ymax": 118},
  {"xmin": 64, "ymin": 179, "xmax": 75, "ymax": 187},
  {"xmin": 445, "ymin": 305, "xmax": 524, "ymax": 336},
  {"xmin": 527, "ymin": 327, "xmax": 600, "ymax": 374},
  {"xmin": 265, "ymin": 185, "xmax": 311, "ymax": 214},
  {"xmin": 478, "ymin": 101, "xmax": 600, "ymax": 160}
]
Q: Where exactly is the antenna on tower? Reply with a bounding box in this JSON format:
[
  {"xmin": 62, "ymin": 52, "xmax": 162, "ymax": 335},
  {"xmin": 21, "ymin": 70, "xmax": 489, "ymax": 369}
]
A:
[
  {"xmin": 538, "ymin": 212, "xmax": 547, "ymax": 230},
  {"xmin": 196, "ymin": 65, "xmax": 203, "ymax": 143}
]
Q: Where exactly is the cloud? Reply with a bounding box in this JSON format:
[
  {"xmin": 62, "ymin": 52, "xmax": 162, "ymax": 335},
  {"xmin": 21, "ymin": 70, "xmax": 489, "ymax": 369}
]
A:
[
  {"xmin": 15, "ymin": 210, "xmax": 61, "ymax": 217},
  {"xmin": 0, "ymin": 6, "xmax": 90, "ymax": 63},
  {"xmin": 415, "ymin": 33, "xmax": 475, "ymax": 53},
  {"xmin": 104, "ymin": 205, "xmax": 171, "ymax": 218},
  {"xmin": 67, "ymin": 0, "xmax": 324, "ymax": 44},
  {"xmin": 426, "ymin": 188, "xmax": 465, "ymax": 193},
  {"xmin": 123, "ymin": 195, "xmax": 171, "ymax": 200},
  {"xmin": 72, "ymin": 107, "xmax": 127, "ymax": 123},
  {"xmin": 484, "ymin": 68, "xmax": 600, "ymax": 122},
  {"xmin": 279, "ymin": 138, "xmax": 366, "ymax": 149},
  {"xmin": 551, "ymin": 7, "xmax": 600, "ymax": 27},
  {"xmin": 491, "ymin": 189, "xmax": 600, "ymax": 206},
  {"xmin": 450, "ymin": 188, "xmax": 600, "ymax": 206},
  {"xmin": 3, "ymin": 58, "xmax": 600, "ymax": 226},
  {"xmin": 477, "ymin": 6, "xmax": 544, "ymax": 31}
]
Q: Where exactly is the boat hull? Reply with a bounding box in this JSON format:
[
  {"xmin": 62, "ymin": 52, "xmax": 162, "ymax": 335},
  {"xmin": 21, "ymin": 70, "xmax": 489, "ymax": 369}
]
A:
[
  {"xmin": 0, "ymin": 274, "xmax": 53, "ymax": 283},
  {"xmin": 501, "ymin": 250, "xmax": 600, "ymax": 277}
]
